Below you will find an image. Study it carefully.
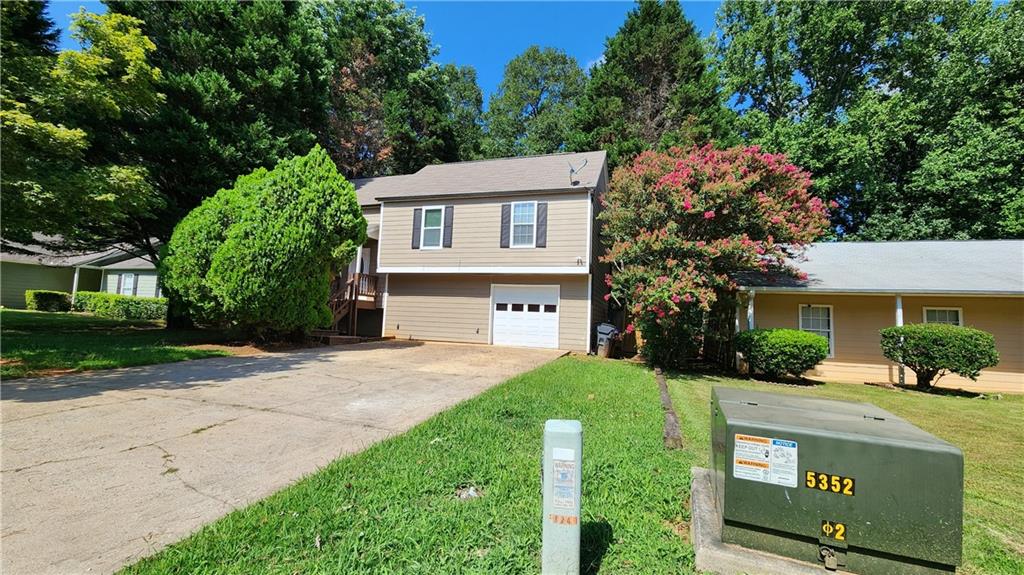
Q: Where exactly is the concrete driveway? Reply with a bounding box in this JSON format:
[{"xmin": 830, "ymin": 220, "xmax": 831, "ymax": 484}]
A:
[{"xmin": 1, "ymin": 341, "xmax": 564, "ymax": 574}]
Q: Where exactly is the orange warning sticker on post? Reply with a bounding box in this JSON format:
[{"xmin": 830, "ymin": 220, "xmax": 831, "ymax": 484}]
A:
[{"xmin": 548, "ymin": 514, "xmax": 579, "ymax": 525}]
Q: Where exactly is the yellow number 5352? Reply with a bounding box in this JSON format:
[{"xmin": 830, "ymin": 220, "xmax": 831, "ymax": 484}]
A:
[{"xmin": 805, "ymin": 470, "xmax": 855, "ymax": 496}]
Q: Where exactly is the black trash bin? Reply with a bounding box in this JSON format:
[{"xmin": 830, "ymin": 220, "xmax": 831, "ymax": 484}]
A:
[{"xmin": 595, "ymin": 322, "xmax": 620, "ymax": 358}]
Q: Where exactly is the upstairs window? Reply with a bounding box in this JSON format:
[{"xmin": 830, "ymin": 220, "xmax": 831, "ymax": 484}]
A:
[
  {"xmin": 421, "ymin": 207, "xmax": 444, "ymax": 249},
  {"xmin": 923, "ymin": 307, "xmax": 962, "ymax": 326},
  {"xmin": 511, "ymin": 202, "xmax": 536, "ymax": 248}
]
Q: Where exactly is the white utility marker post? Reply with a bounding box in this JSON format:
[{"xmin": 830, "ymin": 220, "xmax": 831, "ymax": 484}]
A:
[{"xmin": 542, "ymin": 419, "xmax": 583, "ymax": 575}]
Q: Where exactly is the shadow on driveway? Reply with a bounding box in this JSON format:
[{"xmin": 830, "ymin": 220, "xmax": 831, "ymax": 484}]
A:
[{"xmin": 0, "ymin": 340, "xmax": 425, "ymax": 404}]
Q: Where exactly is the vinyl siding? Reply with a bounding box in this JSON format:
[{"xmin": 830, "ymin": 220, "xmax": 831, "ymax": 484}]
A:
[
  {"xmin": 384, "ymin": 274, "xmax": 590, "ymax": 351},
  {"xmin": 102, "ymin": 270, "xmax": 161, "ymax": 297},
  {"xmin": 752, "ymin": 293, "xmax": 1024, "ymax": 394},
  {"xmin": 378, "ymin": 192, "xmax": 591, "ymax": 270},
  {"xmin": 0, "ymin": 262, "xmax": 98, "ymax": 308}
]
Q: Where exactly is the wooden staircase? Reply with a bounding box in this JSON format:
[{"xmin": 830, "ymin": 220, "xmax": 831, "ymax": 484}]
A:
[{"xmin": 321, "ymin": 272, "xmax": 382, "ymax": 336}]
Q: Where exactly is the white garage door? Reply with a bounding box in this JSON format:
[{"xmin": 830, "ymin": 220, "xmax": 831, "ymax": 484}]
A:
[{"xmin": 491, "ymin": 285, "xmax": 559, "ymax": 349}]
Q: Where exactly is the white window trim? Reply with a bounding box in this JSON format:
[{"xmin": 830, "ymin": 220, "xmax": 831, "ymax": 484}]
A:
[
  {"xmin": 119, "ymin": 272, "xmax": 136, "ymax": 296},
  {"xmin": 798, "ymin": 304, "xmax": 835, "ymax": 359},
  {"xmin": 510, "ymin": 201, "xmax": 537, "ymax": 249},
  {"xmin": 922, "ymin": 306, "xmax": 963, "ymax": 326},
  {"xmin": 419, "ymin": 205, "xmax": 445, "ymax": 250}
]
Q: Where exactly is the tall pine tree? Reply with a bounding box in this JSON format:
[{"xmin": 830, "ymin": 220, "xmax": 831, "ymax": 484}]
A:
[{"xmin": 570, "ymin": 0, "xmax": 734, "ymax": 168}]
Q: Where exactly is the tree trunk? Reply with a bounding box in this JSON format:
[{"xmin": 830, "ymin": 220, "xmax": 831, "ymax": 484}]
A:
[
  {"xmin": 914, "ymin": 369, "xmax": 938, "ymax": 390},
  {"xmin": 165, "ymin": 291, "xmax": 194, "ymax": 329}
]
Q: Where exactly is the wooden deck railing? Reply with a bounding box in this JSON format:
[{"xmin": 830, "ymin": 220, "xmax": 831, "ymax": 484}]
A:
[{"xmin": 328, "ymin": 273, "xmax": 381, "ymax": 334}]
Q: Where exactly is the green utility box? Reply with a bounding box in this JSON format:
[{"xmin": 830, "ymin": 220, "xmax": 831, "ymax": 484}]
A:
[{"xmin": 711, "ymin": 387, "xmax": 963, "ymax": 574}]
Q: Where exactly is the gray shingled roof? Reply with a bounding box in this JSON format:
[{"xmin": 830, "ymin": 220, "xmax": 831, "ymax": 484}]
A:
[
  {"xmin": 352, "ymin": 150, "xmax": 606, "ymax": 206},
  {"xmin": 1, "ymin": 235, "xmax": 156, "ymax": 269},
  {"xmin": 736, "ymin": 240, "xmax": 1024, "ymax": 295}
]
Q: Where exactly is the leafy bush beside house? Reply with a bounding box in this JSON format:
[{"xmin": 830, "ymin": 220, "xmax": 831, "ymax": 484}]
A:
[
  {"xmin": 72, "ymin": 291, "xmax": 167, "ymax": 320},
  {"xmin": 880, "ymin": 324, "xmax": 1000, "ymax": 390},
  {"xmin": 736, "ymin": 328, "xmax": 830, "ymax": 379},
  {"xmin": 161, "ymin": 145, "xmax": 366, "ymax": 338},
  {"xmin": 25, "ymin": 290, "xmax": 72, "ymax": 312}
]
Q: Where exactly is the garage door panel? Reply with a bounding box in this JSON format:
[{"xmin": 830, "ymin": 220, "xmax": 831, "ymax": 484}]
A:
[{"xmin": 492, "ymin": 285, "xmax": 559, "ymax": 349}]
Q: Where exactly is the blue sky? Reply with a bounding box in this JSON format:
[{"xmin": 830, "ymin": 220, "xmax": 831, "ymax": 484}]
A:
[{"xmin": 49, "ymin": 1, "xmax": 722, "ymax": 104}]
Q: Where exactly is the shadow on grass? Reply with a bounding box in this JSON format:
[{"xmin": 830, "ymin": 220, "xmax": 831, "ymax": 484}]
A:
[
  {"xmin": 581, "ymin": 519, "xmax": 613, "ymax": 575},
  {"xmin": 892, "ymin": 383, "xmax": 985, "ymax": 398},
  {"xmin": 0, "ymin": 340, "xmax": 424, "ymax": 404}
]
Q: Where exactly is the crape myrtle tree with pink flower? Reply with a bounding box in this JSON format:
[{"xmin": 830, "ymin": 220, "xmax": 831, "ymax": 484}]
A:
[{"xmin": 599, "ymin": 144, "xmax": 831, "ymax": 367}]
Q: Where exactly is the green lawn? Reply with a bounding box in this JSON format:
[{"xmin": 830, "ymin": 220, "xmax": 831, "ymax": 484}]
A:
[
  {"xmin": 1, "ymin": 309, "xmax": 234, "ymax": 379},
  {"xmin": 122, "ymin": 356, "xmax": 1022, "ymax": 574}
]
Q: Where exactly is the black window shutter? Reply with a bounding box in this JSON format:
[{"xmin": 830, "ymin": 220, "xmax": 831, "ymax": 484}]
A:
[
  {"xmin": 536, "ymin": 202, "xmax": 548, "ymax": 248},
  {"xmin": 443, "ymin": 205, "xmax": 454, "ymax": 248},
  {"xmin": 115, "ymin": 274, "xmax": 122, "ymax": 294},
  {"xmin": 411, "ymin": 208, "xmax": 422, "ymax": 249},
  {"xmin": 500, "ymin": 204, "xmax": 511, "ymax": 248}
]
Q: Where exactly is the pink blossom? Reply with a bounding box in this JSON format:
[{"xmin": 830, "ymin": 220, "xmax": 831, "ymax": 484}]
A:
[
  {"xmin": 603, "ymin": 293, "xmax": 611, "ymax": 301},
  {"xmin": 671, "ymin": 294, "xmax": 681, "ymax": 303},
  {"xmin": 703, "ymin": 210, "xmax": 715, "ymax": 219},
  {"xmin": 683, "ymin": 199, "xmax": 692, "ymax": 210},
  {"xmin": 625, "ymin": 324, "xmax": 635, "ymax": 334},
  {"xmin": 683, "ymin": 294, "xmax": 694, "ymax": 303}
]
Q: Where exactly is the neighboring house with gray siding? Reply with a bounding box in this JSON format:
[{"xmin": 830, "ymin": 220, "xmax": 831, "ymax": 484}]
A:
[
  {"xmin": 336, "ymin": 150, "xmax": 610, "ymax": 352},
  {"xmin": 1, "ymin": 237, "xmax": 159, "ymax": 308}
]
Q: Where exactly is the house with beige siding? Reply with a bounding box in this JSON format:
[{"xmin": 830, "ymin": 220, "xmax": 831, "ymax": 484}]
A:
[
  {"xmin": 333, "ymin": 151, "xmax": 609, "ymax": 352},
  {"xmin": 735, "ymin": 241, "xmax": 1024, "ymax": 393}
]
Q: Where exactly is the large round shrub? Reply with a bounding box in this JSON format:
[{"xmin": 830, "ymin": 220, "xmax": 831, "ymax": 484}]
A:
[
  {"xmin": 161, "ymin": 146, "xmax": 366, "ymax": 337},
  {"xmin": 735, "ymin": 328, "xmax": 830, "ymax": 379},
  {"xmin": 880, "ymin": 324, "xmax": 999, "ymax": 390}
]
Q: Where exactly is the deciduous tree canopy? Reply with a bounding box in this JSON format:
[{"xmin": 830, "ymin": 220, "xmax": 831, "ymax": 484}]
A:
[
  {"xmin": 1, "ymin": 3, "xmax": 162, "ymax": 249},
  {"xmin": 717, "ymin": 0, "xmax": 1024, "ymax": 239},
  {"xmin": 483, "ymin": 45, "xmax": 585, "ymax": 157}
]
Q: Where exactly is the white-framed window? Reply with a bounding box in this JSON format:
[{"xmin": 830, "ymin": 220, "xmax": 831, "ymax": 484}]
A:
[
  {"xmin": 798, "ymin": 304, "xmax": 834, "ymax": 357},
  {"xmin": 923, "ymin": 307, "xmax": 963, "ymax": 326},
  {"xmin": 511, "ymin": 201, "xmax": 536, "ymax": 248},
  {"xmin": 120, "ymin": 273, "xmax": 135, "ymax": 296},
  {"xmin": 420, "ymin": 206, "xmax": 444, "ymax": 249}
]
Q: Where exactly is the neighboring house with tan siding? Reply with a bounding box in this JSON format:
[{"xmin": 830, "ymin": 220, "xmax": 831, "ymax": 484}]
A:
[
  {"xmin": 1, "ymin": 236, "xmax": 159, "ymax": 308},
  {"xmin": 336, "ymin": 151, "xmax": 609, "ymax": 352},
  {"xmin": 735, "ymin": 241, "xmax": 1024, "ymax": 393}
]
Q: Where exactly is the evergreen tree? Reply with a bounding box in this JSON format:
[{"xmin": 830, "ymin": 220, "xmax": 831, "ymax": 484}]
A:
[
  {"xmin": 570, "ymin": 0, "xmax": 734, "ymax": 168},
  {"xmin": 106, "ymin": 0, "xmax": 332, "ymax": 257}
]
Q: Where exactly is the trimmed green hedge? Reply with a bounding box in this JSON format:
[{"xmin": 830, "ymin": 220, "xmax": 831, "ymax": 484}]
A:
[
  {"xmin": 735, "ymin": 328, "xmax": 830, "ymax": 378},
  {"xmin": 880, "ymin": 323, "xmax": 999, "ymax": 390},
  {"xmin": 72, "ymin": 291, "xmax": 168, "ymax": 320},
  {"xmin": 25, "ymin": 290, "xmax": 72, "ymax": 312}
]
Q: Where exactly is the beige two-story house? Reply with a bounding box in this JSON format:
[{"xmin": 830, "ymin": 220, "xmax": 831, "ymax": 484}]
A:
[{"xmin": 334, "ymin": 151, "xmax": 609, "ymax": 352}]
